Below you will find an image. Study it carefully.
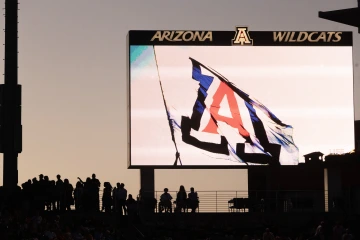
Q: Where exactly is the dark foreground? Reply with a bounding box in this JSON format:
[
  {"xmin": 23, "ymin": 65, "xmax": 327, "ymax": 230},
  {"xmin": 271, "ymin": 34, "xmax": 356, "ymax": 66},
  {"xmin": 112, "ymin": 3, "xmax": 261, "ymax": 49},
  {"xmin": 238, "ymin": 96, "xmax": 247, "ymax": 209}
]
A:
[{"xmin": 2, "ymin": 210, "xmax": 355, "ymax": 240}]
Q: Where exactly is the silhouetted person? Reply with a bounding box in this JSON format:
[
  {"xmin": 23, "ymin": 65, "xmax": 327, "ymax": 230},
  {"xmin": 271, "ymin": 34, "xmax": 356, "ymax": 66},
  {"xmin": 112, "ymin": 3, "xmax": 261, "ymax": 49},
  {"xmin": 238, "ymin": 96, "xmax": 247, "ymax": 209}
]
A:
[
  {"xmin": 126, "ymin": 194, "xmax": 137, "ymax": 216},
  {"xmin": 295, "ymin": 234, "xmax": 304, "ymax": 240},
  {"xmin": 112, "ymin": 186, "xmax": 117, "ymax": 212},
  {"xmin": 31, "ymin": 177, "xmax": 41, "ymax": 211},
  {"xmin": 114, "ymin": 182, "xmax": 121, "ymax": 212},
  {"xmin": 137, "ymin": 188, "xmax": 143, "ymax": 201},
  {"xmin": 43, "ymin": 176, "xmax": 51, "ymax": 211},
  {"xmin": 63, "ymin": 179, "xmax": 74, "ymax": 211},
  {"xmin": 187, "ymin": 187, "xmax": 199, "ymax": 213},
  {"xmin": 260, "ymin": 198, "xmax": 265, "ymax": 212},
  {"xmin": 116, "ymin": 183, "xmax": 127, "ymax": 215},
  {"xmin": 175, "ymin": 185, "xmax": 187, "ymax": 213},
  {"xmin": 309, "ymin": 222, "xmax": 325, "ymax": 240},
  {"xmin": 21, "ymin": 179, "xmax": 32, "ymax": 214},
  {"xmin": 55, "ymin": 175, "xmax": 64, "ymax": 211},
  {"xmin": 74, "ymin": 181, "xmax": 84, "ymax": 211},
  {"xmin": 262, "ymin": 228, "xmax": 275, "ymax": 240},
  {"xmin": 91, "ymin": 174, "xmax": 101, "ymax": 211},
  {"xmin": 242, "ymin": 235, "xmax": 249, "ymax": 240},
  {"xmin": 159, "ymin": 188, "xmax": 172, "ymax": 213},
  {"xmin": 102, "ymin": 182, "xmax": 112, "ymax": 213},
  {"xmin": 333, "ymin": 222, "xmax": 344, "ymax": 240},
  {"xmin": 49, "ymin": 180, "xmax": 56, "ymax": 211},
  {"xmin": 30, "ymin": 210, "xmax": 42, "ymax": 234},
  {"xmin": 78, "ymin": 177, "xmax": 91, "ymax": 211},
  {"xmin": 342, "ymin": 229, "xmax": 353, "ymax": 240},
  {"xmin": 38, "ymin": 174, "xmax": 46, "ymax": 211}
]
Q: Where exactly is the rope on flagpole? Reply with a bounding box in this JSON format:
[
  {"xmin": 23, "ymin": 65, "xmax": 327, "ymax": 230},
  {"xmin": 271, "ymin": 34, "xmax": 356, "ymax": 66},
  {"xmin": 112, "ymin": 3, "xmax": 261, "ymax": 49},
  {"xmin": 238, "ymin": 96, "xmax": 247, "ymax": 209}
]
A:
[{"xmin": 153, "ymin": 47, "xmax": 182, "ymax": 166}]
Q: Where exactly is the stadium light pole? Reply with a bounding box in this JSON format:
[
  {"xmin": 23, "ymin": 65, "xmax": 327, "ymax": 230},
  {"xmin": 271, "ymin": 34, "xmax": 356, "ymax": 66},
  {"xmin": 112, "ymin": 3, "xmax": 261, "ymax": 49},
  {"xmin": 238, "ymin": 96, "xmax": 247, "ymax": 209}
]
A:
[
  {"xmin": 0, "ymin": 0, "xmax": 22, "ymax": 189},
  {"xmin": 318, "ymin": 1, "xmax": 360, "ymax": 33}
]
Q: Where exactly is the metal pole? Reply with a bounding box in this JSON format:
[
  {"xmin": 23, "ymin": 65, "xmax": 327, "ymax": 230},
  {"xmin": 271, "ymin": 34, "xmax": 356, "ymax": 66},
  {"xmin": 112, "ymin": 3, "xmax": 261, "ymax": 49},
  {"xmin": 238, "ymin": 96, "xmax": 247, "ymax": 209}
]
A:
[
  {"xmin": 0, "ymin": 0, "xmax": 22, "ymax": 189},
  {"xmin": 215, "ymin": 191, "xmax": 217, "ymax": 213}
]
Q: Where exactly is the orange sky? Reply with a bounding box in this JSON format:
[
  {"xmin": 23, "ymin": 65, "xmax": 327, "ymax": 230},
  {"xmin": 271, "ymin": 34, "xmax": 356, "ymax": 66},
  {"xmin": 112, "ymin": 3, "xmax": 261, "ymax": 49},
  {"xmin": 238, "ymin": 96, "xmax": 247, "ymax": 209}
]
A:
[{"xmin": 0, "ymin": 0, "xmax": 358, "ymax": 196}]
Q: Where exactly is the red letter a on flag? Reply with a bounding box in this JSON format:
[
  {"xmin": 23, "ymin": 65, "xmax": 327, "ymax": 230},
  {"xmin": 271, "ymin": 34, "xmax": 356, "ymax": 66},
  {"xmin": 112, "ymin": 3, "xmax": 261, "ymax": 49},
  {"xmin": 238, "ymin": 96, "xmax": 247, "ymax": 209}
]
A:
[{"xmin": 203, "ymin": 82, "xmax": 250, "ymax": 138}]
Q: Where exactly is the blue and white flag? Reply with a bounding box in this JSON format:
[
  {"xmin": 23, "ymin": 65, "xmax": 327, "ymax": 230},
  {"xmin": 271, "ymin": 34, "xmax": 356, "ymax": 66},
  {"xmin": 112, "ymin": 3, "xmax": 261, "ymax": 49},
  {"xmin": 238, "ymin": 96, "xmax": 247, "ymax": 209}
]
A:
[
  {"xmin": 154, "ymin": 47, "xmax": 299, "ymax": 165},
  {"xmin": 176, "ymin": 58, "xmax": 299, "ymax": 165}
]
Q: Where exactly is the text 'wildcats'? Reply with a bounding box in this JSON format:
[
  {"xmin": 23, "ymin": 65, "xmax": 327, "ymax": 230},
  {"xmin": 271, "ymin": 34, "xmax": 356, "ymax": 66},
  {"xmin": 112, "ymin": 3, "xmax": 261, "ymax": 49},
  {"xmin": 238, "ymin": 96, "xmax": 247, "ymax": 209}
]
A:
[
  {"xmin": 150, "ymin": 31, "xmax": 213, "ymax": 42},
  {"xmin": 273, "ymin": 32, "xmax": 343, "ymax": 43}
]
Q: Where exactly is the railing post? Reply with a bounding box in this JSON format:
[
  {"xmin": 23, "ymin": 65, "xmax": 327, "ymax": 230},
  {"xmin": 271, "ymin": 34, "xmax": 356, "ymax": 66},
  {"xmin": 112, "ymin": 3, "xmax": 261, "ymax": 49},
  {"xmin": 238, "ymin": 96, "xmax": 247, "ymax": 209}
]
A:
[
  {"xmin": 155, "ymin": 191, "xmax": 158, "ymax": 213},
  {"xmin": 216, "ymin": 191, "xmax": 218, "ymax": 213},
  {"xmin": 347, "ymin": 188, "xmax": 351, "ymax": 213},
  {"xmin": 275, "ymin": 191, "xmax": 279, "ymax": 212},
  {"xmin": 313, "ymin": 191, "xmax": 315, "ymax": 212}
]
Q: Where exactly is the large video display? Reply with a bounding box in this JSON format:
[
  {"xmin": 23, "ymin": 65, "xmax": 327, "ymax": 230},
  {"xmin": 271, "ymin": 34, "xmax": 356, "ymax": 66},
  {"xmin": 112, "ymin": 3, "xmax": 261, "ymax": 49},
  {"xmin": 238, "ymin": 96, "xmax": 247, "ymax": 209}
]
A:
[{"xmin": 129, "ymin": 30, "xmax": 354, "ymax": 167}]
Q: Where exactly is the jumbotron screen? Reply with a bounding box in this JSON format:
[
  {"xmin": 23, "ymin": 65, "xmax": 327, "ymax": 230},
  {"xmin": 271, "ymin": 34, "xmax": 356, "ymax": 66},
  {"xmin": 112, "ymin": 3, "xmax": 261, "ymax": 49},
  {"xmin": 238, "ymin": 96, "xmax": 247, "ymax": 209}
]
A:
[{"xmin": 128, "ymin": 29, "xmax": 354, "ymax": 167}]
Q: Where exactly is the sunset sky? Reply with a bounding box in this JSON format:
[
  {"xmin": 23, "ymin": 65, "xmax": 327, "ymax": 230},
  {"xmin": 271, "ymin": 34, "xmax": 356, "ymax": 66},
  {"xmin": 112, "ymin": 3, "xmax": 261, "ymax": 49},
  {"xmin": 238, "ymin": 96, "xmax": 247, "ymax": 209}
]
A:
[{"xmin": 0, "ymin": 0, "xmax": 358, "ymax": 197}]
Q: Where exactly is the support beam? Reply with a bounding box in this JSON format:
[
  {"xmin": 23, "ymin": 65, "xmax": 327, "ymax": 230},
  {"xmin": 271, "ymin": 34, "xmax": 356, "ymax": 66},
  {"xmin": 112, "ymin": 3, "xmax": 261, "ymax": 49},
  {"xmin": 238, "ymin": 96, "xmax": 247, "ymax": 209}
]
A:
[
  {"xmin": 140, "ymin": 168, "xmax": 155, "ymax": 199},
  {"xmin": 0, "ymin": 0, "xmax": 21, "ymax": 189},
  {"xmin": 326, "ymin": 168, "xmax": 343, "ymax": 212}
]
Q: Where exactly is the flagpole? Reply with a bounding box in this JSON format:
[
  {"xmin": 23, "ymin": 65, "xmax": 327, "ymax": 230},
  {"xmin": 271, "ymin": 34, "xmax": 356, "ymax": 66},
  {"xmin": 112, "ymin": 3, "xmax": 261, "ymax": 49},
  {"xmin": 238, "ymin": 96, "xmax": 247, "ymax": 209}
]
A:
[{"xmin": 153, "ymin": 47, "xmax": 182, "ymax": 166}]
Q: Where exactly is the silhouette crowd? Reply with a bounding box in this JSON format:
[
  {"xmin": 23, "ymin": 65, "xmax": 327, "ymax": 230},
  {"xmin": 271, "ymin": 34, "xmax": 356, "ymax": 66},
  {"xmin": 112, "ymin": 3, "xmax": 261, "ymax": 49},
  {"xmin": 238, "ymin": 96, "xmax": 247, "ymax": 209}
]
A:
[
  {"xmin": 6, "ymin": 174, "xmax": 200, "ymax": 218},
  {"xmin": 0, "ymin": 175, "xmax": 357, "ymax": 240},
  {"xmin": 17, "ymin": 173, "xmax": 134, "ymax": 216}
]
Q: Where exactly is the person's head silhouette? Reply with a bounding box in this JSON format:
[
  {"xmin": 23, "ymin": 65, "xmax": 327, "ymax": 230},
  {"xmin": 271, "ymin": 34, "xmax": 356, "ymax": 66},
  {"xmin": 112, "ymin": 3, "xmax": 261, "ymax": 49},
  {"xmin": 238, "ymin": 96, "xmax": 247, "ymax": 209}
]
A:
[
  {"xmin": 92, "ymin": 174, "xmax": 96, "ymax": 179},
  {"xmin": 179, "ymin": 185, "xmax": 185, "ymax": 192}
]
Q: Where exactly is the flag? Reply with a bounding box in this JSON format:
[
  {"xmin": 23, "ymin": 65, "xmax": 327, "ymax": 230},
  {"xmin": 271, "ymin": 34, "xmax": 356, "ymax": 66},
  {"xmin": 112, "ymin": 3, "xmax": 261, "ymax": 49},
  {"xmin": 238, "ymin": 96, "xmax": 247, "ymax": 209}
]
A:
[{"xmin": 176, "ymin": 58, "xmax": 299, "ymax": 165}]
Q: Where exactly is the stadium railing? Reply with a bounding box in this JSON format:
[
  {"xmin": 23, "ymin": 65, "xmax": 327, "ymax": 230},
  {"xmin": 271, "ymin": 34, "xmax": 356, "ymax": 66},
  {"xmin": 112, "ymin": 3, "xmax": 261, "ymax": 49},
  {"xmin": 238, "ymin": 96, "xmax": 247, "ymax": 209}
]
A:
[{"xmin": 97, "ymin": 190, "xmax": 332, "ymax": 213}]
